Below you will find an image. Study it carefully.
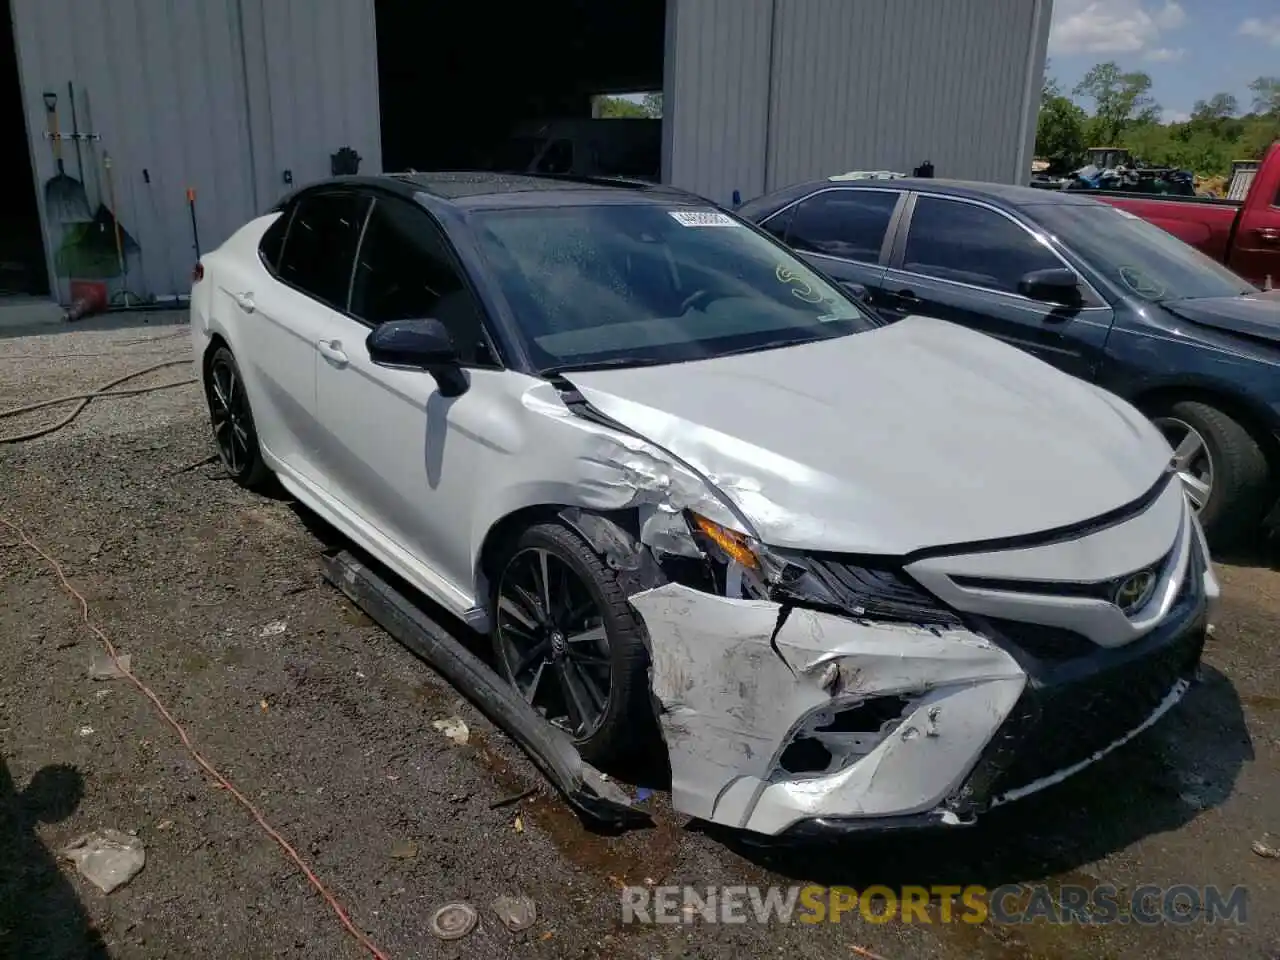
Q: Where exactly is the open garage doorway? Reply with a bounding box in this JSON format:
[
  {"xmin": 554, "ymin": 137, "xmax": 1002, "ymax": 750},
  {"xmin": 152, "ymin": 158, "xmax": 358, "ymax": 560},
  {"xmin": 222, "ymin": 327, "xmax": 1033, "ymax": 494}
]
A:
[
  {"xmin": 0, "ymin": 0, "xmax": 49, "ymax": 298},
  {"xmin": 375, "ymin": 0, "xmax": 666, "ymax": 181}
]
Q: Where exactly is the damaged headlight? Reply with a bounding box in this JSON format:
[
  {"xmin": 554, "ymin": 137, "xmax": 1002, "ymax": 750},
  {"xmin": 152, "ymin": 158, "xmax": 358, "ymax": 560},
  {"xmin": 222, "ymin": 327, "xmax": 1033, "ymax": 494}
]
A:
[{"xmin": 688, "ymin": 513, "xmax": 961, "ymax": 626}]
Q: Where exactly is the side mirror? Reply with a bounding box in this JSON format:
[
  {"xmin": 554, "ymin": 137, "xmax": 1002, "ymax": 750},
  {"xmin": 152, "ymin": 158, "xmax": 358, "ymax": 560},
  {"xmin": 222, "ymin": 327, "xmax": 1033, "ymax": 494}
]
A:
[
  {"xmin": 1018, "ymin": 267, "xmax": 1082, "ymax": 306},
  {"xmin": 838, "ymin": 280, "xmax": 869, "ymax": 300},
  {"xmin": 366, "ymin": 318, "xmax": 468, "ymax": 397}
]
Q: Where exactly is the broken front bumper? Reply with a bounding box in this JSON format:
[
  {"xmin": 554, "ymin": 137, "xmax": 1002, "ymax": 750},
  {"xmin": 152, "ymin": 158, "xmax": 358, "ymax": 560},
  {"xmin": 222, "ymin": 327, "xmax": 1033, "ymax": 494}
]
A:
[{"xmin": 630, "ymin": 525, "xmax": 1212, "ymax": 838}]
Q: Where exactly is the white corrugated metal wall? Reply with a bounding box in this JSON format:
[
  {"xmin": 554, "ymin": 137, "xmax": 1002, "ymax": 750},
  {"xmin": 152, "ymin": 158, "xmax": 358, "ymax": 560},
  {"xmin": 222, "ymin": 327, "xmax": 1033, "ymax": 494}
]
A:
[
  {"xmin": 661, "ymin": 0, "xmax": 775, "ymax": 206},
  {"xmin": 10, "ymin": 0, "xmax": 381, "ymax": 303},
  {"xmin": 665, "ymin": 0, "xmax": 1052, "ymax": 205}
]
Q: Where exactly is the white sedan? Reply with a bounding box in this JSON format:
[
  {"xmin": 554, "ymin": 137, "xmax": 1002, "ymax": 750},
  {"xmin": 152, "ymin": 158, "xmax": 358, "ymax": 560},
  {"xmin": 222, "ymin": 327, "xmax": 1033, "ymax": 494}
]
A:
[{"xmin": 190, "ymin": 171, "xmax": 1217, "ymax": 837}]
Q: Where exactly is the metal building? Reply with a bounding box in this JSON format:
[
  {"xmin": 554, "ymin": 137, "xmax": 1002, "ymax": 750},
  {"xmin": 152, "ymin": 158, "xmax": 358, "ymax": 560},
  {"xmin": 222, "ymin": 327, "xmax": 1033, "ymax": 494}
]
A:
[
  {"xmin": 665, "ymin": 0, "xmax": 1052, "ymax": 202},
  {"xmin": 3, "ymin": 0, "xmax": 380, "ymax": 310},
  {"xmin": 2, "ymin": 0, "xmax": 1050, "ymax": 308}
]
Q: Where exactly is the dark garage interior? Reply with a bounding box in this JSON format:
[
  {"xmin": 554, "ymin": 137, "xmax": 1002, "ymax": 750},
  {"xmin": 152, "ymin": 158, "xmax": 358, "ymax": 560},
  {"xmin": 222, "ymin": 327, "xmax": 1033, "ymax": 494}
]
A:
[
  {"xmin": 375, "ymin": 0, "xmax": 666, "ymax": 174},
  {"xmin": 0, "ymin": 0, "xmax": 49, "ymax": 297}
]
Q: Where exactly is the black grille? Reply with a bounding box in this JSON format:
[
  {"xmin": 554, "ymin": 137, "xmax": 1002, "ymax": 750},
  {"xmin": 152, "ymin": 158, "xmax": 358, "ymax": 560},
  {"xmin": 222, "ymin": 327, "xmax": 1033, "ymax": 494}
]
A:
[
  {"xmin": 948, "ymin": 618, "xmax": 1205, "ymax": 817},
  {"xmin": 982, "ymin": 619, "xmax": 1098, "ymax": 661},
  {"xmin": 796, "ymin": 559, "xmax": 964, "ymax": 626}
]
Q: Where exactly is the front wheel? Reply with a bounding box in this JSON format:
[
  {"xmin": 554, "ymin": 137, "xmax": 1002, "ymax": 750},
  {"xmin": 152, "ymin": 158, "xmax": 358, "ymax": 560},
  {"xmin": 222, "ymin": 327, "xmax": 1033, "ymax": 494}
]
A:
[
  {"xmin": 490, "ymin": 522, "xmax": 655, "ymax": 764},
  {"xmin": 1149, "ymin": 399, "xmax": 1271, "ymax": 548}
]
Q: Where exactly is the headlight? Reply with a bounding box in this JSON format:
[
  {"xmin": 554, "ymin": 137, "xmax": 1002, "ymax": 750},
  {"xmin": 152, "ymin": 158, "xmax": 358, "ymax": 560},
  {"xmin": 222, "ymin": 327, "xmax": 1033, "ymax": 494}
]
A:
[{"xmin": 688, "ymin": 513, "xmax": 961, "ymax": 626}]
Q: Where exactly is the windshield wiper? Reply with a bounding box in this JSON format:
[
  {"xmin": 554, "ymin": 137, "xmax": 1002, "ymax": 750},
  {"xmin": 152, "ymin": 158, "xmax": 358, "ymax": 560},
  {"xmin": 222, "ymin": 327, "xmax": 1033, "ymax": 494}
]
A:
[
  {"xmin": 540, "ymin": 356, "xmax": 675, "ymax": 377},
  {"xmin": 712, "ymin": 335, "xmax": 828, "ymax": 359}
]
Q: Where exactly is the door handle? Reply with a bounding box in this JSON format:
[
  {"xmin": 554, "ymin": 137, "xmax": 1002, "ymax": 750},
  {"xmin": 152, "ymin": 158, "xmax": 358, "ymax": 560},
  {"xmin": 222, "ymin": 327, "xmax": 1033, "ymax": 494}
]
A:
[
  {"xmin": 891, "ymin": 288, "xmax": 920, "ymax": 304},
  {"xmin": 317, "ymin": 339, "xmax": 349, "ymax": 365},
  {"xmin": 1256, "ymin": 227, "xmax": 1280, "ymax": 244},
  {"xmin": 233, "ymin": 291, "xmax": 255, "ymax": 313}
]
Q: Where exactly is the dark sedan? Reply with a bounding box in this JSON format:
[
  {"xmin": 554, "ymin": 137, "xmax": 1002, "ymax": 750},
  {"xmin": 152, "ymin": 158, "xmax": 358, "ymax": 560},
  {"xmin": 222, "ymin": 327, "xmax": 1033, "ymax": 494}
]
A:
[{"xmin": 738, "ymin": 178, "xmax": 1280, "ymax": 547}]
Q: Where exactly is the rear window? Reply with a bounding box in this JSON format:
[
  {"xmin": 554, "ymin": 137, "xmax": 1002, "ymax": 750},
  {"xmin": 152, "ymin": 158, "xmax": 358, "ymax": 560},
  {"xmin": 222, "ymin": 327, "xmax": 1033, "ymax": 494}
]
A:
[
  {"xmin": 276, "ymin": 193, "xmax": 370, "ymax": 309},
  {"xmin": 472, "ymin": 203, "xmax": 877, "ymax": 372},
  {"xmin": 787, "ymin": 189, "xmax": 900, "ymax": 263}
]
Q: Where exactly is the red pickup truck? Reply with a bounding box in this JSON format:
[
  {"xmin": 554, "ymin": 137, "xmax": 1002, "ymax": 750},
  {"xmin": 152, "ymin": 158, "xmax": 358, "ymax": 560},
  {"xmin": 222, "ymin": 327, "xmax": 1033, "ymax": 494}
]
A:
[{"xmin": 1093, "ymin": 143, "xmax": 1280, "ymax": 289}]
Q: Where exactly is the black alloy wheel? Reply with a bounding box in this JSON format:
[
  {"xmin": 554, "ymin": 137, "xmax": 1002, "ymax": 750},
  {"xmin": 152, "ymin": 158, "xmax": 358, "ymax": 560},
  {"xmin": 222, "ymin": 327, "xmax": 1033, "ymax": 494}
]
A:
[{"xmin": 494, "ymin": 543, "xmax": 614, "ymax": 742}]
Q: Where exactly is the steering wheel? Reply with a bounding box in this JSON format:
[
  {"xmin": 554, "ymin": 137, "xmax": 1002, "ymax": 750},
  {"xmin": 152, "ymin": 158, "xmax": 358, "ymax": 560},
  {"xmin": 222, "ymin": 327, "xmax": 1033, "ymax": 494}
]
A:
[{"xmin": 679, "ymin": 289, "xmax": 712, "ymax": 314}]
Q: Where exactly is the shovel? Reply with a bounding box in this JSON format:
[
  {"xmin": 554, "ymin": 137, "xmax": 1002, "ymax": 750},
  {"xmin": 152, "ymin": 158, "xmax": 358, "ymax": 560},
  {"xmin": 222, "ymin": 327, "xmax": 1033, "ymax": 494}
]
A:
[{"xmin": 42, "ymin": 91, "xmax": 92, "ymax": 223}]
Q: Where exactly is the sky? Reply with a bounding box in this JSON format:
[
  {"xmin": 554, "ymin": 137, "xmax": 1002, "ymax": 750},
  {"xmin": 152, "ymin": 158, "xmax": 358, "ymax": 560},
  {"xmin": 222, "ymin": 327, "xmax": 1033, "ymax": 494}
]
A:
[{"xmin": 1047, "ymin": 0, "xmax": 1280, "ymax": 122}]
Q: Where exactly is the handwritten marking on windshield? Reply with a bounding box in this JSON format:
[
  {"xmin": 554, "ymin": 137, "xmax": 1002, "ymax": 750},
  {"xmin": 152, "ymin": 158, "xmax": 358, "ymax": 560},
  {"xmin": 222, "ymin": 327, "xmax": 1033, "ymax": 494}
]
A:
[{"xmin": 775, "ymin": 264, "xmax": 826, "ymax": 304}]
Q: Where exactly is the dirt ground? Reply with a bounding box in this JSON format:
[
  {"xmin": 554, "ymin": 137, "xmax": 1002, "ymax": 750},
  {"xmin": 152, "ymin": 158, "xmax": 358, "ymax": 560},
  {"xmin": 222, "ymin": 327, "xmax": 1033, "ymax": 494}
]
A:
[{"xmin": 0, "ymin": 313, "xmax": 1276, "ymax": 960}]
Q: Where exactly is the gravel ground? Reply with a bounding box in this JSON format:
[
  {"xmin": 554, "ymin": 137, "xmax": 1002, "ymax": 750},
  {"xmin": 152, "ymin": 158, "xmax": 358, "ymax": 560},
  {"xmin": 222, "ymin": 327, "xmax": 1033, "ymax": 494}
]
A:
[{"xmin": 0, "ymin": 314, "xmax": 1277, "ymax": 959}]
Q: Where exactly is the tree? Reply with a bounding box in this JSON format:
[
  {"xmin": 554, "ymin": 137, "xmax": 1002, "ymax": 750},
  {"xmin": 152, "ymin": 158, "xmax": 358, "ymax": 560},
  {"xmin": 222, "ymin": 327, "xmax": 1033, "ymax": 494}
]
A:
[
  {"xmin": 1250, "ymin": 77, "xmax": 1280, "ymax": 116},
  {"xmin": 594, "ymin": 95, "xmax": 649, "ymax": 119},
  {"xmin": 1036, "ymin": 94, "xmax": 1087, "ymax": 172},
  {"xmin": 641, "ymin": 92, "xmax": 663, "ymax": 118},
  {"xmin": 1191, "ymin": 93, "xmax": 1238, "ymax": 123},
  {"xmin": 1073, "ymin": 62, "xmax": 1160, "ymax": 145},
  {"xmin": 1042, "ymin": 60, "xmax": 1062, "ymax": 102}
]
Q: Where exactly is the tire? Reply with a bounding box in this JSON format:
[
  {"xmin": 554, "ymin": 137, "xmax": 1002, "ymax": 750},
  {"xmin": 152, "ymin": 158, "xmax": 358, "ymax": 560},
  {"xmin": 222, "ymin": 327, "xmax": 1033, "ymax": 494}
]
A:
[
  {"xmin": 490, "ymin": 521, "xmax": 656, "ymax": 764},
  {"xmin": 204, "ymin": 345, "xmax": 272, "ymax": 491},
  {"xmin": 1149, "ymin": 399, "xmax": 1271, "ymax": 548}
]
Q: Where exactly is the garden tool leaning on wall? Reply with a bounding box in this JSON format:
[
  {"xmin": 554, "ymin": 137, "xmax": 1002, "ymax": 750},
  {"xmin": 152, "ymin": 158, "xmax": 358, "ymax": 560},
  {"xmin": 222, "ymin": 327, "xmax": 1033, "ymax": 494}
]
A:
[{"xmin": 41, "ymin": 91, "xmax": 92, "ymax": 224}]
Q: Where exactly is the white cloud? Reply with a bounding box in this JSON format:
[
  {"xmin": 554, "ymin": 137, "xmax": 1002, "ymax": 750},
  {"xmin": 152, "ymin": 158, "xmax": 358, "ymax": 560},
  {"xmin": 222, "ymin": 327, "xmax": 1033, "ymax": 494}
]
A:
[
  {"xmin": 1239, "ymin": 17, "xmax": 1280, "ymax": 46},
  {"xmin": 1050, "ymin": 0, "xmax": 1186, "ymax": 54},
  {"xmin": 1144, "ymin": 47, "xmax": 1184, "ymax": 62},
  {"xmin": 1163, "ymin": 109, "xmax": 1191, "ymax": 123}
]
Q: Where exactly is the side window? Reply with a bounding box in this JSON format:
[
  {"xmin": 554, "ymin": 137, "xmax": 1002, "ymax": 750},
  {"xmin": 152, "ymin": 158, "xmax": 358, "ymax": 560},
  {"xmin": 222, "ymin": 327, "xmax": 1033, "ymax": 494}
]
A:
[
  {"xmin": 537, "ymin": 139, "xmax": 574, "ymax": 174},
  {"xmin": 903, "ymin": 197, "xmax": 1061, "ymax": 294},
  {"xmin": 277, "ymin": 193, "xmax": 370, "ymax": 308},
  {"xmin": 349, "ymin": 199, "xmax": 496, "ymax": 366},
  {"xmin": 788, "ymin": 190, "xmax": 900, "ymax": 263},
  {"xmin": 758, "ymin": 205, "xmax": 795, "ymax": 243},
  {"xmin": 259, "ymin": 207, "xmax": 291, "ymax": 270}
]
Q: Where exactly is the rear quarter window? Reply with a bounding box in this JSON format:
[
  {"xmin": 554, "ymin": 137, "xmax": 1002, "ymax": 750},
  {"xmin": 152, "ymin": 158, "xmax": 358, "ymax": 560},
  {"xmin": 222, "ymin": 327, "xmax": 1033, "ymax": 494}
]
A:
[
  {"xmin": 788, "ymin": 190, "xmax": 900, "ymax": 263},
  {"xmin": 258, "ymin": 208, "xmax": 292, "ymax": 271}
]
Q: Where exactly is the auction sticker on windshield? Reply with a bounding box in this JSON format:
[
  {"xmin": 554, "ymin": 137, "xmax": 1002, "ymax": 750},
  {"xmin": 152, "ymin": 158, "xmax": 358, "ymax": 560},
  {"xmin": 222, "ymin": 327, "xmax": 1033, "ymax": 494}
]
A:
[{"xmin": 669, "ymin": 210, "xmax": 739, "ymax": 227}]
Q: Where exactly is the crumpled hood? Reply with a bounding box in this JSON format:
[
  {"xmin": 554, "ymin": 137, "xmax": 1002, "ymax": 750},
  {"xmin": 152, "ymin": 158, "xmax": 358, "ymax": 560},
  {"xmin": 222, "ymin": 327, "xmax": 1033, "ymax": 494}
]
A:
[
  {"xmin": 1159, "ymin": 295, "xmax": 1280, "ymax": 347},
  {"xmin": 565, "ymin": 315, "xmax": 1173, "ymax": 555}
]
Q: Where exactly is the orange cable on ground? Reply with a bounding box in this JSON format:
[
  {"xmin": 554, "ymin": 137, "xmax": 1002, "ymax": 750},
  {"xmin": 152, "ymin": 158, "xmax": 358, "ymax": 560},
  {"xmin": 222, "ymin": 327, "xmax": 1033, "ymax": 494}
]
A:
[{"xmin": 0, "ymin": 513, "xmax": 392, "ymax": 960}]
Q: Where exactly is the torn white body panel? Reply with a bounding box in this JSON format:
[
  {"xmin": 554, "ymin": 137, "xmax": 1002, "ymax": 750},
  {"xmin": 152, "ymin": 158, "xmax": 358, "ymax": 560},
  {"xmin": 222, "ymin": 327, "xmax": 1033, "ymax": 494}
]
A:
[{"xmin": 630, "ymin": 583, "xmax": 1027, "ymax": 836}]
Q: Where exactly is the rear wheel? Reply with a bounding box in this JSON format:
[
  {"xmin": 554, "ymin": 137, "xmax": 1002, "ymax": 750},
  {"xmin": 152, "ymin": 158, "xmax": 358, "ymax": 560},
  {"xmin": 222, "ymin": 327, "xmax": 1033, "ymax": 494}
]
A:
[
  {"xmin": 204, "ymin": 346, "xmax": 271, "ymax": 490},
  {"xmin": 490, "ymin": 522, "xmax": 654, "ymax": 764},
  {"xmin": 1149, "ymin": 399, "xmax": 1271, "ymax": 548}
]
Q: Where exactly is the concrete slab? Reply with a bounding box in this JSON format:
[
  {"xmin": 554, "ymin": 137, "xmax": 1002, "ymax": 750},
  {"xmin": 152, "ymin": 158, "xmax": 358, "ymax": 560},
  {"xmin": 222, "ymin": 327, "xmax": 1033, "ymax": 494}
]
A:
[{"xmin": 0, "ymin": 297, "xmax": 64, "ymax": 330}]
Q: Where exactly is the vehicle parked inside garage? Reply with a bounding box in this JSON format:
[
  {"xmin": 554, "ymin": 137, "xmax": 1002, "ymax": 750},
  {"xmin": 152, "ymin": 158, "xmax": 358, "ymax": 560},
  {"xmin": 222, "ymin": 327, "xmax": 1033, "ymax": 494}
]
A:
[
  {"xmin": 190, "ymin": 172, "xmax": 1216, "ymax": 837},
  {"xmin": 739, "ymin": 178, "xmax": 1280, "ymax": 548},
  {"xmin": 490, "ymin": 119, "xmax": 662, "ymax": 181}
]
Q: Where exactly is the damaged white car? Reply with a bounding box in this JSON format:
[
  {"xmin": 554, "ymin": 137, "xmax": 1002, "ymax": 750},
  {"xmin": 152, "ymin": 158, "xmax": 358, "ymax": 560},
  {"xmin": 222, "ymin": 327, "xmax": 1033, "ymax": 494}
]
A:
[{"xmin": 191, "ymin": 171, "xmax": 1219, "ymax": 837}]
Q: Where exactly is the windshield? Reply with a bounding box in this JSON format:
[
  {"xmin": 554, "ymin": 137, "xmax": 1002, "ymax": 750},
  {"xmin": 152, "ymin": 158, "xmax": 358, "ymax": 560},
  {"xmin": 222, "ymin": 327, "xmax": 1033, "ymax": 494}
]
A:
[
  {"xmin": 1033, "ymin": 202, "xmax": 1256, "ymax": 302},
  {"xmin": 472, "ymin": 203, "xmax": 876, "ymax": 372}
]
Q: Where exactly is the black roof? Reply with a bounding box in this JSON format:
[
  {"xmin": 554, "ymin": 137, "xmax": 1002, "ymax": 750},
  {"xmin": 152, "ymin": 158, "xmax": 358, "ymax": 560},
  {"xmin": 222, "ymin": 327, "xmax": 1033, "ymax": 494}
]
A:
[
  {"xmin": 396, "ymin": 171, "xmax": 603, "ymax": 198},
  {"xmin": 277, "ymin": 171, "xmax": 707, "ymax": 211},
  {"xmin": 771, "ymin": 177, "xmax": 1103, "ymax": 209}
]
